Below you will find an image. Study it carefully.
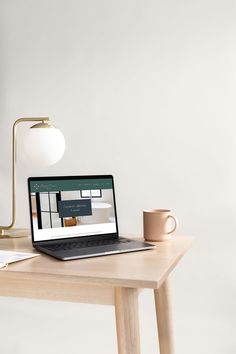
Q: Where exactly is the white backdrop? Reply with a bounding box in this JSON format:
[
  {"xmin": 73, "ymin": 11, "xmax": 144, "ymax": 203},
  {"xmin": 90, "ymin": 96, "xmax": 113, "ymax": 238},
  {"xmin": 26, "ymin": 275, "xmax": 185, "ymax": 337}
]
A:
[{"xmin": 0, "ymin": 1, "xmax": 235, "ymax": 353}]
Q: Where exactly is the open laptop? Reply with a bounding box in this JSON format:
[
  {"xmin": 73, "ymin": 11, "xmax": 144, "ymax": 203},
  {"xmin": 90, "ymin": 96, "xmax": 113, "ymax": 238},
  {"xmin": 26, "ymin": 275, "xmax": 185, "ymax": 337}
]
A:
[{"xmin": 28, "ymin": 175, "xmax": 155, "ymax": 260}]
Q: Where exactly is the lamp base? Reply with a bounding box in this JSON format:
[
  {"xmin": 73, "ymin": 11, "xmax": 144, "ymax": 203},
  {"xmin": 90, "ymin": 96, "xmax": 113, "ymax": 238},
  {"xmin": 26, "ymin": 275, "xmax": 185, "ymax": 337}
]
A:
[{"xmin": 0, "ymin": 228, "xmax": 31, "ymax": 238}]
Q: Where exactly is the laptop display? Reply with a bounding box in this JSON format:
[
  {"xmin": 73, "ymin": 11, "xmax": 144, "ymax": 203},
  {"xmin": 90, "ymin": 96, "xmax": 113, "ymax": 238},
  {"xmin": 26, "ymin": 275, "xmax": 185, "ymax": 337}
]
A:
[{"xmin": 28, "ymin": 175, "xmax": 118, "ymax": 243}]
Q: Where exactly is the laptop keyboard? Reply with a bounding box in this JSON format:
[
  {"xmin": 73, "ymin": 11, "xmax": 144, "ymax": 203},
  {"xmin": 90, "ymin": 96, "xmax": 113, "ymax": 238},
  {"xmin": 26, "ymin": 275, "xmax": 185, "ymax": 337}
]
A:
[{"xmin": 44, "ymin": 238, "xmax": 131, "ymax": 252}]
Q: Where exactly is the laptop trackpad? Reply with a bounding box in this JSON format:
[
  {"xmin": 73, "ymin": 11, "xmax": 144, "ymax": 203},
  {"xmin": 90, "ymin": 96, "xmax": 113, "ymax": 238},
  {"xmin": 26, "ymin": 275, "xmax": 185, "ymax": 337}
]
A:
[
  {"xmin": 53, "ymin": 244, "xmax": 122, "ymax": 259},
  {"xmin": 43, "ymin": 241, "xmax": 152, "ymax": 260}
]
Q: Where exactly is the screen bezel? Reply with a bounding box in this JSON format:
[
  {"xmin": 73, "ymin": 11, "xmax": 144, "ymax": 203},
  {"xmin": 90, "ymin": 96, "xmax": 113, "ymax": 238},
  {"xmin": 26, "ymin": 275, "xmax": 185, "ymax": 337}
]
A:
[{"xmin": 28, "ymin": 175, "xmax": 119, "ymax": 244}]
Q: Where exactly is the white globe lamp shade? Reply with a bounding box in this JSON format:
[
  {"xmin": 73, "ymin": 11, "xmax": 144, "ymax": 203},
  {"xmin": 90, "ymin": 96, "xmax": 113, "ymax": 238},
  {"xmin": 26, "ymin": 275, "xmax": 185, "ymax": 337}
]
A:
[{"xmin": 23, "ymin": 125, "xmax": 65, "ymax": 166}]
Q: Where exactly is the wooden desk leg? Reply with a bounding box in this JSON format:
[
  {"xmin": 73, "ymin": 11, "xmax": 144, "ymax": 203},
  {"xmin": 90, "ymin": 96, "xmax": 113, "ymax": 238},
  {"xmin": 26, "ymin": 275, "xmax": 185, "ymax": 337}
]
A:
[
  {"xmin": 115, "ymin": 287, "xmax": 141, "ymax": 354},
  {"xmin": 154, "ymin": 278, "xmax": 175, "ymax": 354}
]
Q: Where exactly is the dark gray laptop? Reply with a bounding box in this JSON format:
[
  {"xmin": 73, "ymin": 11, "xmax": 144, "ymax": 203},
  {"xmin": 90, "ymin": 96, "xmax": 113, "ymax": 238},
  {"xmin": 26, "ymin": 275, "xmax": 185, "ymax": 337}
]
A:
[{"xmin": 28, "ymin": 175, "xmax": 154, "ymax": 260}]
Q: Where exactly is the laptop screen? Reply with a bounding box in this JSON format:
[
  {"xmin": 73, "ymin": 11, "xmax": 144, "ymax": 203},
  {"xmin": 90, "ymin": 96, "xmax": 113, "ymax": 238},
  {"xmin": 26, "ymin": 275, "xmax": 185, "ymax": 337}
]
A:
[{"xmin": 28, "ymin": 176, "xmax": 118, "ymax": 242}]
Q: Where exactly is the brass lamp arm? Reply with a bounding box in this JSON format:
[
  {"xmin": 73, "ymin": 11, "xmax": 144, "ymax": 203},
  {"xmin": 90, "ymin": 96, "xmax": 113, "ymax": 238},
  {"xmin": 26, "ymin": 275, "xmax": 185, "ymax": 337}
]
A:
[{"xmin": 0, "ymin": 117, "xmax": 50, "ymax": 234}]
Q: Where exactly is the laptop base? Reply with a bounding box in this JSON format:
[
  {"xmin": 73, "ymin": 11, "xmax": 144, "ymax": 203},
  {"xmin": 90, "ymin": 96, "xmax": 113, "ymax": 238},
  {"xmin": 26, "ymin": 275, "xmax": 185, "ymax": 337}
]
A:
[{"xmin": 35, "ymin": 237, "xmax": 155, "ymax": 261}]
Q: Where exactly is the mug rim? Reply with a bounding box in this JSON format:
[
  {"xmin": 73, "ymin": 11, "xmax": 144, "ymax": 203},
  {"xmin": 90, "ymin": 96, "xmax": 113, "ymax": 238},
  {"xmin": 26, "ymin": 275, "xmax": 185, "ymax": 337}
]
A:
[{"xmin": 143, "ymin": 209, "xmax": 171, "ymax": 213}]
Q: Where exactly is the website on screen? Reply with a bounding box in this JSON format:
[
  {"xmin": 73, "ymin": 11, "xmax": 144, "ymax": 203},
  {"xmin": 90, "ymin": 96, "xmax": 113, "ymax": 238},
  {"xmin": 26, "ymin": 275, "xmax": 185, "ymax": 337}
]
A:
[{"xmin": 29, "ymin": 178, "xmax": 117, "ymax": 242}]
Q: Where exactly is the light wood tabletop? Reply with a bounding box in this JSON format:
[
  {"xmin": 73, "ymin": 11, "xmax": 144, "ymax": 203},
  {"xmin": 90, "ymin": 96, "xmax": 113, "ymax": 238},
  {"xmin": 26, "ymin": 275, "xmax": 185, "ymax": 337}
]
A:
[{"xmin": 0, "ymin": 235, "xmax": 193, "ymax": 354}]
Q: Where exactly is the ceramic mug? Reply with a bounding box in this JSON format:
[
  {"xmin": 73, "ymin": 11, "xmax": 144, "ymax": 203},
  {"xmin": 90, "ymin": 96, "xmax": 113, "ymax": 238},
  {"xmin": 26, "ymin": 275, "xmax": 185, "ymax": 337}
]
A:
[{"xmin": 143, "ymin": 209, "xmax": 178, "ymax": 241}]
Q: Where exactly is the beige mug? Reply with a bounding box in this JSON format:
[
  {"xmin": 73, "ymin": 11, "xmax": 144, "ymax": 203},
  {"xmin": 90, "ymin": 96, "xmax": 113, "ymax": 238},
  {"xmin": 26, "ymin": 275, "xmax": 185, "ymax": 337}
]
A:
[{"xmin": 143, "ymin": 209, "xmax": 178, "ymax": 241}]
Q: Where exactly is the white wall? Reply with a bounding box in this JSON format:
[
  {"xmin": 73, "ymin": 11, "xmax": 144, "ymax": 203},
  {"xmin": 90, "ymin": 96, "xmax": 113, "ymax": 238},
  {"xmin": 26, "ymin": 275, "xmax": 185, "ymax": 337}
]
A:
[{"xmin": 0, "ymin": 1, "xmax": 235, "ymax": 353}]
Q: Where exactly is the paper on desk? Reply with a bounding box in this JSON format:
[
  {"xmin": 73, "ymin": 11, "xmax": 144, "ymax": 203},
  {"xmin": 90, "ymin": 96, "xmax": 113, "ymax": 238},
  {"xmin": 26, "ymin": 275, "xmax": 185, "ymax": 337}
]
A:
[{"xmin": 0, "ymin": 250, "xmax": 39, "ymax": 267}]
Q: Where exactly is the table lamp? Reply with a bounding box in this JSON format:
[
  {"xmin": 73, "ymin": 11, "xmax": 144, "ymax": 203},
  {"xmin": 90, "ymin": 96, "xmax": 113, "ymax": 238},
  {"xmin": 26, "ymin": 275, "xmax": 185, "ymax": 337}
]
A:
[{"xmin": 0, "ymin": 117, "xmax": 65, "ymax": 237}]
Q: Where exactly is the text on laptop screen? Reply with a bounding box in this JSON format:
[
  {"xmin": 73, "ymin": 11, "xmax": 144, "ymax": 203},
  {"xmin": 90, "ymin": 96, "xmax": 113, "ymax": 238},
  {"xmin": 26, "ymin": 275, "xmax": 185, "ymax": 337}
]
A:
[{"xmin": 29, "ymin": 177, "xmax": 117, "ymax": 242}]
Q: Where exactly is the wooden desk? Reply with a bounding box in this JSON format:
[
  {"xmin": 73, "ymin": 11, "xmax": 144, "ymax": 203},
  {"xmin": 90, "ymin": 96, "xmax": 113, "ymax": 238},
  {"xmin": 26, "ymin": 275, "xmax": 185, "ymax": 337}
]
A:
[{"xmin": 0, "ymin": 236, "xmax": 192, "ymax": 354}]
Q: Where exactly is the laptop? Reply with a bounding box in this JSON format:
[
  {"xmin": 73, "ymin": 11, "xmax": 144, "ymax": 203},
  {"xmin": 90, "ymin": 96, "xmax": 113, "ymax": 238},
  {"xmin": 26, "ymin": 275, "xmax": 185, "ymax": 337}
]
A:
[{"xmin": 28, "ymin": 175, "xmax": 155, "ymax": 260}]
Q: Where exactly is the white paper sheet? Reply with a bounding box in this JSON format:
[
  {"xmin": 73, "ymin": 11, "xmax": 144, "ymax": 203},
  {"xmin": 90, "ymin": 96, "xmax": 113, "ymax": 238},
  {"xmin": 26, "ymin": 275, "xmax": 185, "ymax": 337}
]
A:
[{"xmin": 0, "ymin": 250, "xmax": 39, "ymax": 269}]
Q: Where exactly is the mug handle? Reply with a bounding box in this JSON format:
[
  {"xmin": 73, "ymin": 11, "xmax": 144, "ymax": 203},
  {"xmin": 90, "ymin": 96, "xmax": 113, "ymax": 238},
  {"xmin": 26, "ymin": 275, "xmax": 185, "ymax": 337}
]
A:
[{"xmin": 167, "ymin": 215, "xmax": 178, "ymax": 234}]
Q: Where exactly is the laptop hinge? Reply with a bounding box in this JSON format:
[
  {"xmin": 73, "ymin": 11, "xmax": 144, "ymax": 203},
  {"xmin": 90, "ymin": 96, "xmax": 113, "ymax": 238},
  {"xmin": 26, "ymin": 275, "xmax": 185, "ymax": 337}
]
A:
[{"xmin": 33, "ymin": 233, "xmax": 119, "ymax": 246}]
